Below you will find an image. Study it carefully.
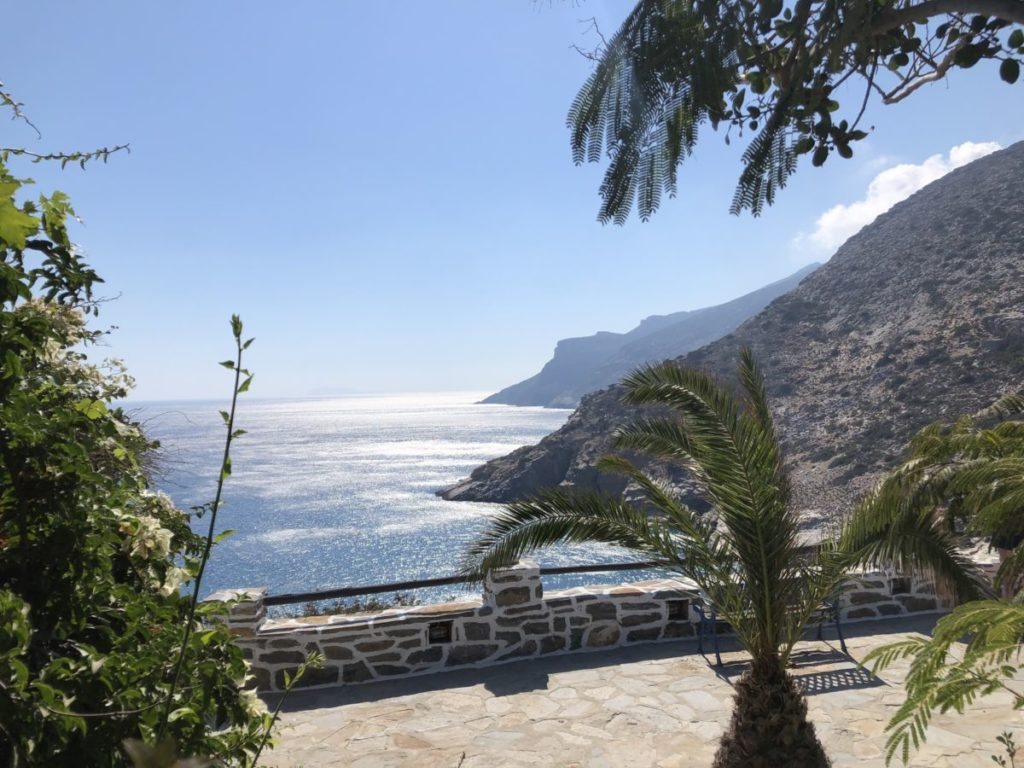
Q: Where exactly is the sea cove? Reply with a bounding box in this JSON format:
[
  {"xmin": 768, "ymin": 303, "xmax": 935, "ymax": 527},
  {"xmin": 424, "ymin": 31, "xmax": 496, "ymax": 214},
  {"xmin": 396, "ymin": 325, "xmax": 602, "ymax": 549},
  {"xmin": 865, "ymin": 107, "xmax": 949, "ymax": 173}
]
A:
[{"xmin": 133, "ymin": 393, "xmax": 623, "ymax": 600}]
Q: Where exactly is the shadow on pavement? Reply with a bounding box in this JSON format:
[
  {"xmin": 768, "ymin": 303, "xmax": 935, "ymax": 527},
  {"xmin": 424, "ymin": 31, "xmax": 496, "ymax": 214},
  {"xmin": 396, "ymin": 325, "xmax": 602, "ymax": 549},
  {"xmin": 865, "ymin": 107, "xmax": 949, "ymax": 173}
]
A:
[
  {"xmin": 793, "ymin": 666, "xmax": 886, "ymax": 696},
  {"xmin": 265, "ymin": 613, "xmax": 941, "ymax": 713}
]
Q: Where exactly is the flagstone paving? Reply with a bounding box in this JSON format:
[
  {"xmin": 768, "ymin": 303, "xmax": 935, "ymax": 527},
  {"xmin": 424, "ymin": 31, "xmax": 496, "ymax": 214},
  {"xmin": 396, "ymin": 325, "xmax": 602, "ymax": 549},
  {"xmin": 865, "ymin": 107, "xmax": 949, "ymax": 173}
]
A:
[{"xmin": 265, "ymin": 615, "xmax": 1022, "ymax": 767}]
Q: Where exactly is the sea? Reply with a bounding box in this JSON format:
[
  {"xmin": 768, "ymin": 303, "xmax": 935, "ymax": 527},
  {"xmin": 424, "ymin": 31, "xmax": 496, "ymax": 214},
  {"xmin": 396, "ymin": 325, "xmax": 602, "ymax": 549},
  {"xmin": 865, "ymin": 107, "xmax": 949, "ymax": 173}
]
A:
[{"xmin": 131, "ymin": 392, "xmax": 640, "ymax": 613}]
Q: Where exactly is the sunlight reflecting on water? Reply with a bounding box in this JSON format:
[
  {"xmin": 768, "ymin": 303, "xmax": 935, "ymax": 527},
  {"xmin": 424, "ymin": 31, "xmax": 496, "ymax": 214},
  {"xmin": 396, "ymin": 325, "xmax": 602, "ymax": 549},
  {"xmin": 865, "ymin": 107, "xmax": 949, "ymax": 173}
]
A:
[{"xmin": 133, "ymin": 393, "xmax": 637, "ymax": 602}]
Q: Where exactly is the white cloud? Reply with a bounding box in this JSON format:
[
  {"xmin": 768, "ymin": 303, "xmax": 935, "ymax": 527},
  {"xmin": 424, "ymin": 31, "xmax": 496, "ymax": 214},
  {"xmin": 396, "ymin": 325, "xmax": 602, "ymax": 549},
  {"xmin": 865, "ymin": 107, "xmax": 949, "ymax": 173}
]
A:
[{"xmin": 794, "ymin": 141, "xmax": 1002, "ymax": 257}]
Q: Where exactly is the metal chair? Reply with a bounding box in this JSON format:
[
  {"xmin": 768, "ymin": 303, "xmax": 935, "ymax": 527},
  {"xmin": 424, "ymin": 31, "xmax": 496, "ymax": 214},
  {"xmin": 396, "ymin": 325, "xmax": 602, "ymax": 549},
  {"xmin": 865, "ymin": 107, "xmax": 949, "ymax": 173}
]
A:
[
  {"xmin": 694, "ymin": 591, "xmax": 848, "ymax": 669},
  {"xmin": 694, "ymin": 597, "xmax": 723, "ymax": 667}
]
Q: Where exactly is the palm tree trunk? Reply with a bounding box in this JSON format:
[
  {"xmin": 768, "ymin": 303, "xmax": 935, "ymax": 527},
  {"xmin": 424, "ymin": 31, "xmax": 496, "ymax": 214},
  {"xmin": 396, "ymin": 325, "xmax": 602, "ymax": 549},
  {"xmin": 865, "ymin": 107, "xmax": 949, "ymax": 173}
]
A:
[{"xmin": 712, "ymin": 654, "xmax": 830, "ymax": 768}]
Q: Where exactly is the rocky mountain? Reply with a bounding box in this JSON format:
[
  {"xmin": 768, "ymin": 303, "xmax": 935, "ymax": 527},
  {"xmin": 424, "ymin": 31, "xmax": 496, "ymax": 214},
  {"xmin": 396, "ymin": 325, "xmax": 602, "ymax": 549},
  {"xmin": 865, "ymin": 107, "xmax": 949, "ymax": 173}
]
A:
[
  {"xmin": 442, "ymin": 141, "xmax": 1024, "ymax": 531},
  {"xmin": 482, "ymin": 263, "xmax": 819, "ymax": 408}
]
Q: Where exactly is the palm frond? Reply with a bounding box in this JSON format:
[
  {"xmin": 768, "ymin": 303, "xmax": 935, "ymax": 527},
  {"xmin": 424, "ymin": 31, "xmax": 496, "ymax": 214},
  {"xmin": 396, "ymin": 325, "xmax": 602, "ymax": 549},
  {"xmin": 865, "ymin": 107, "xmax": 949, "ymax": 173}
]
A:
[
  {"xmin": 620, "ymin": 358, "xmax": 806, "ymax": 657},
  {"xmin": 595, "ymin": 453, "xmax": 695, "ymax": 522},
  {"xmin": 462, "ymin": 487, "xmax": 680, "ymax": 579},
  {"xmin": 620, "ymin": 361, "xmax": 784, "ymax": 522},
  {"xmin": 596, "ymin": 452, "xmax": 732, "ymax": 584},
  {"xmin": 953, "ymin": 458, "xmax": 1024, "ymax": 536},
  {"xmin": 612, "ymin": 416, "xmax": 697, "ymax": 466},
  {"xmin": 996, "ymin": 544, "xmax": 1024, "ymax": 594},
  {"xmin": 866, "ymin": 601, "xmax": 1024, "ymax": 765},
  {"xmin": 777, "ymin": 542, "xmax": 851, "ymax": 663},
  {"xmin": 736, "ymin": 347, "xmax": 790, "ymax": 504},
  {"xmin": 974, "ymin": 389, "xmax": 1024, "ymax": 422},
  {"xmin": 567, "ymin": 1, "xmax": 755, "ymax": 222},
  {"xmin": 838, "ymin": 385, "xmax": 1024, "ymax": 763},
  {"xmin": 840, "ymin": 475, "xmax": 993, "ymax": 604}
]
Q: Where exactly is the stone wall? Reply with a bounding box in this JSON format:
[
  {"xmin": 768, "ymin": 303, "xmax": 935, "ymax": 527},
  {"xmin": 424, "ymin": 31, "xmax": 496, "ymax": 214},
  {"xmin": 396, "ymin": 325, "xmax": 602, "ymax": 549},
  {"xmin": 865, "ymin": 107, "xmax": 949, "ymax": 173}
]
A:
[
  {"xmin": 206, "ymin": 562, "xmax": 951, "ymax": 692},
  {"xmin": 838, "ymin": 571, "xmax": 950, "ymax": 622}
]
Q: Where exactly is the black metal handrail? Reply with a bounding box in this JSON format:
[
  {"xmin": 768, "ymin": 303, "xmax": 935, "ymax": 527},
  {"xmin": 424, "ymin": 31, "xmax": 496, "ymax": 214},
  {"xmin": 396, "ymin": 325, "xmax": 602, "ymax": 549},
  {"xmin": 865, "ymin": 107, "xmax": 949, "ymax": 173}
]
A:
[{"xmin": 261, "ymin": 560, "xmax": 672, "ymax": 607}]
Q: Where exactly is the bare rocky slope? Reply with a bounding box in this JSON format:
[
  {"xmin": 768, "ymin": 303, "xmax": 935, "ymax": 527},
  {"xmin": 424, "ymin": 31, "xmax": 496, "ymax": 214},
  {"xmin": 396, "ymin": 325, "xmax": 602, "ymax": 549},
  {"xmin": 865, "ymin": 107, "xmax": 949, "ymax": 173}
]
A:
[
  {"xmin": 482, "ymin": 263, "xmax": 818, "ymax": 408},
  {"xmin": 442, "ymin": 141, "xmax": 1024, "ymax": 530}
]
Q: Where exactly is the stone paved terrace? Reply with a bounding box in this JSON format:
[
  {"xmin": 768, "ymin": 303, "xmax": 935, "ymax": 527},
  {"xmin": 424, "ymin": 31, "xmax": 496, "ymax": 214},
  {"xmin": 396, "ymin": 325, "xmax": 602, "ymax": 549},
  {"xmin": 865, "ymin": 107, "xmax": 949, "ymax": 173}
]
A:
[{"xmin": 264, "ymin": 615, "xmax": 1022, "ymax": 768}]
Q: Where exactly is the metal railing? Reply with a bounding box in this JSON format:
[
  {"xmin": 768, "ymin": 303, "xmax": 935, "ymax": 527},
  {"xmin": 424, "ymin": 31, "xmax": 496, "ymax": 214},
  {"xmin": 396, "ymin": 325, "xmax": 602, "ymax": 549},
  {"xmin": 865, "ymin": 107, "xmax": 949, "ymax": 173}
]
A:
[{"xmin": 261, "ymin": 560, "xmax": 672, "ymax": 607}]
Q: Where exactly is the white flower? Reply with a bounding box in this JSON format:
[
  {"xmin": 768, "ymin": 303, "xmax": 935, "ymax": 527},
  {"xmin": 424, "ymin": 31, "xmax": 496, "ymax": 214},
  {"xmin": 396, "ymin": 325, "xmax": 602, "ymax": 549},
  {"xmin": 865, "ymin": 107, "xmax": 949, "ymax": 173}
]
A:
[
  {"xmin": 157, "ymin": 566, "xmax": 190, "ymax": 597},
  {"xmin": 125, "ymin": 515, "xmax": 174, "ymax": 560},
  {"xmin": 240, "ymin": 688, "xmax": 269, "ymax": 718}
]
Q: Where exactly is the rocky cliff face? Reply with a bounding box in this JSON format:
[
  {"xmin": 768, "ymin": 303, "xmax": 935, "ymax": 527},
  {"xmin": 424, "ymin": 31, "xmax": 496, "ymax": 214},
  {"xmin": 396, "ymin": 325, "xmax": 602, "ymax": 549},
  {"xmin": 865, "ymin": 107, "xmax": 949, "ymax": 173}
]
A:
[
  {"xmin": 443, "ymin": 141, "xmax": 1024, "ymax": 529},
  {"xmin": 481, "ymin": 264, "xmax": 818, "ymax": 409}
]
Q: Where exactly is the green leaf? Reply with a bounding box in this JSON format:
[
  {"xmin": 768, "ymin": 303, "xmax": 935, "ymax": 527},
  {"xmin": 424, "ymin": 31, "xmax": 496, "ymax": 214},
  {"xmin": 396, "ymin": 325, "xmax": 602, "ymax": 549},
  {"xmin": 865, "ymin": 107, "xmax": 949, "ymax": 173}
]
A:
[
  {"xmin": 231, "ymin": 428, "xmax": 247, "ymax": 438},
  {"xmin": 242, "ymin": 337, "xmax": 255, "ymax": 350},
  {"xmin": 230, "ymin": 314, "xmax": 243, "ymax": 340},
  {"xmin": 237, "ymin": 374, "xmax": 254, "ymax": 394},
  {"xmin": 219, "ymin": 410, "xmax": 230, "ymax": 424},
  {"xmin": 749, "ymin": 72, "xmax": 770, "ymax": 95},
  {"xmin": 812, "ymin": 146, "xmax": 829, "ymax": 167},
  {"xmin": 195, "ymin": 601, "xmax": 228, "ymax": 618},
  {"xmin": 793, "ymin": 137, "xmax": 815, "ymax": 155},
  {"xmin": 1000, "ymin": 58, "xmax": 1020, "ymax": 84},
  {"xmin": 1009, "ymin": 29, "xmax": 1024, "ymax": 49},
  {"xmin": 9, "ymin": 658, "xmax": 28, "ymax": 687},
  {"xmin": 167, "ymin": 706, "xmax": 196, "ymax": 723},
  {"xmin": 0, "ymin": 190, "xmax": 38, "ymax": 249},
  {"xmin": 213, "ymin": 529, "xmax": 236, "ymax": 543},
  {"xmin": 219, "ymin": 360, "xmax": 235, "ymax": 370},
  {"xmin": 74, "ymin": 399, "xmax": 108, "ymax": 420},
  {"xmin": 3, "ymin": 349, "xmax": 24, "ymax": 379},
  {"xmin": 196, "ymin": 629, "xmax": 219, "ymax": 646},
  {"xmin": 954, "ymin": 44, "xmax": 985, "ymax": 68}
]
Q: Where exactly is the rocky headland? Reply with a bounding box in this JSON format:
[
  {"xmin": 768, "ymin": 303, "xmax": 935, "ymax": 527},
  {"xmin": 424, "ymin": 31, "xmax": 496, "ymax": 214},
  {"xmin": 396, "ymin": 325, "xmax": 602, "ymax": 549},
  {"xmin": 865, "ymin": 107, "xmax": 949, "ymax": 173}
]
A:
[{"xmin": 443, "ymin": 141, "xmax": 1024, "ymax": 533}]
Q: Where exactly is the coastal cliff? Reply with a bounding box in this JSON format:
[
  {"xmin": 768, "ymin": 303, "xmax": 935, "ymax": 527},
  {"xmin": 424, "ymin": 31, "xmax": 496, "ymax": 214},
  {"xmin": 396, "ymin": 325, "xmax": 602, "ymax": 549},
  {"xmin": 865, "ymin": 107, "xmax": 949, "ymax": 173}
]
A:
[
  {"xmin": 482, "ymin": 263, "xmax": 818, "ymax": 409},
  {"xmin": 443, "ymin": 141, "xmax": 1024, "ymax": 528}
]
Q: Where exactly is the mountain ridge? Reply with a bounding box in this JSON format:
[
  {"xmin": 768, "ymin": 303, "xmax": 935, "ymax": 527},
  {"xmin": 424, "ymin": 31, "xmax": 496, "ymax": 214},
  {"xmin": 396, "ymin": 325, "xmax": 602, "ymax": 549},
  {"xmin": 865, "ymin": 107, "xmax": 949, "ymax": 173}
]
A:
[
  {"xmin": 482, "ymin": 263, "xmax": 819, "ymax": 409},
  {"xmin": 443, "ymin": 141, "xmax": 1024, "ymax": 531}
]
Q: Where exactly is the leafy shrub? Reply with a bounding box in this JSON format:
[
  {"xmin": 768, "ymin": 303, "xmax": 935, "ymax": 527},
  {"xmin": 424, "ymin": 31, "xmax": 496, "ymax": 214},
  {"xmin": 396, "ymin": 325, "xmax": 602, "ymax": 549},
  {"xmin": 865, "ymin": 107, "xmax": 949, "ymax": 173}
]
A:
[{"xmin": 0, "ymin": 159, "xmax": 269, "ymax": 763}]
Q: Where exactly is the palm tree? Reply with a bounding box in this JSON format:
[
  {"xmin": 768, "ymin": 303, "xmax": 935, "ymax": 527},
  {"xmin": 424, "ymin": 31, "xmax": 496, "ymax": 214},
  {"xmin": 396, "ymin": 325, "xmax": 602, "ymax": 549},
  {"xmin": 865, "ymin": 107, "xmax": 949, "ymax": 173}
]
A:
[
  {"xmin": 464, "ymin": 350, "xmax": 989, "ymax": 768},
  {"xmin": 852, "ymin": 390, "xmax": 1024, "ymax": 764}
]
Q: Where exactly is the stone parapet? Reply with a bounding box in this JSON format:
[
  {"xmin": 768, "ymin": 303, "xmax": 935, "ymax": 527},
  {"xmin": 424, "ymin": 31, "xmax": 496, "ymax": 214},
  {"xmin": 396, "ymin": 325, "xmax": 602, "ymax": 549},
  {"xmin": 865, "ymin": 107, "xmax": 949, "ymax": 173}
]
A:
[
  {"xmin": 838, "ymin": 571, "xmax": 951, "ymax": 621},
  {"xmin": 207, "ymin": 564, "xmax": 954, "ymax": 692},
  {"xmin": 205, "ymin": 587, "xmax": 267, "ymax": 638}
]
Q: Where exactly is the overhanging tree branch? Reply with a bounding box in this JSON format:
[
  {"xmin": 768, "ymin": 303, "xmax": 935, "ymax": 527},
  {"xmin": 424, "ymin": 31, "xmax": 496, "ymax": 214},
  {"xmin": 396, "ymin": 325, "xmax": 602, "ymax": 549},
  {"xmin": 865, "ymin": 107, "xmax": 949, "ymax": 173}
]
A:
[
  {"xmin": 567, "ymin": 0, "xmax": 1023, "ymax": 221},
  {"xmin": 883, "ymin": 39, "xmax": 966, "ymax": 102},
  {"xmin": 871, "ymin": 0, "xmax": 1024, "ymax": 33}
]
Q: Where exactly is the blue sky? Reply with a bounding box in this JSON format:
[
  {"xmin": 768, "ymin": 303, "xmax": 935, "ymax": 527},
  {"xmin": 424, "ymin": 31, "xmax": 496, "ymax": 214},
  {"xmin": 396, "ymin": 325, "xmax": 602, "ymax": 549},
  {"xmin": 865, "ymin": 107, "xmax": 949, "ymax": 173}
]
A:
[{"xmin": 4, "ymin": 2, "xmax": 1022, "ymax": 400}]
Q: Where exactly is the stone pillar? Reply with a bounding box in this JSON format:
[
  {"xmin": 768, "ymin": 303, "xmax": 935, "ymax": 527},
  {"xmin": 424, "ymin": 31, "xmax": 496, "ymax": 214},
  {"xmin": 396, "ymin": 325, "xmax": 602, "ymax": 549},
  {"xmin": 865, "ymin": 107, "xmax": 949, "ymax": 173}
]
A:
[
  {"xmin": 204, "ymin": 587, "xmax": 267, "ymax": 637},
  {"xmin": 483, "ymin": 560, "xmax": 542, "ymax": 611}
]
